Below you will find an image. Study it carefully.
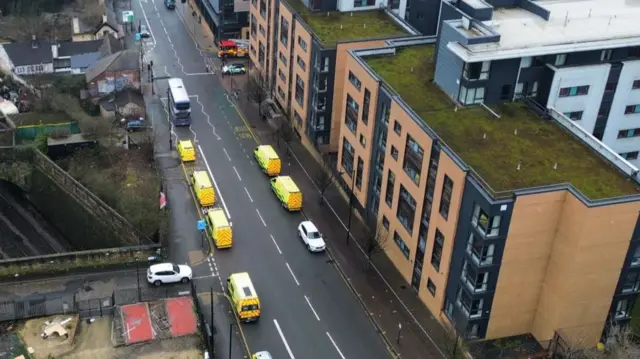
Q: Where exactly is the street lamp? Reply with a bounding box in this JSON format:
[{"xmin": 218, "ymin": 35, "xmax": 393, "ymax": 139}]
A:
[
  {"xmin": 340, "ymin": 168, "xmax": 357, "ymax": 246},
  {"xmin": 228, "ymin": 322, "xmax": 235, "ymax": 359}
]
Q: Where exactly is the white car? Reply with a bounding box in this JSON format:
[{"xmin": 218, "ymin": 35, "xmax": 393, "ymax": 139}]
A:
[
  {"xmin": 147, "ymin": 263, "xmax": 193, "ymax": 286},
  {"xmin": 298, "ymin": 221, "xmax": 326, "ymax": 252},
  {"xmin": 252, "ymin": 351, "xmax": 273, "ymax": 359},
  {"xmin": 139, "ymin": 24, "xmax": 150, "ymax": 38}
]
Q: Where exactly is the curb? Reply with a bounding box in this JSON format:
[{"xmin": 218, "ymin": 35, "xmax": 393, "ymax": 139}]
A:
[{"xmin": 1, "ymin": 264, "xmax": 140, "ymax": 283}]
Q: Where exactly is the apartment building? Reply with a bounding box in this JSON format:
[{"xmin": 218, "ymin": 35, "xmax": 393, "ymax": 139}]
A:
[
  {"xmin": 248, "ymin": 0, "xmax": 419, "ymax": 153},
  {"xmin": 427, "ymin": 0, "xmax": 640, "ymax": 166},
  {"xmin": 193, "ymin": 0, "xmax": 250, "ymax": 40},
  {"xmin": 337, "ymin": 31, "xmax": 640, "ymax": 351}
]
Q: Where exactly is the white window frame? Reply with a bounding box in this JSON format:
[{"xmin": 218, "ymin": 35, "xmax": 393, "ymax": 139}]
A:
[
  {"xmin": 555, "ymin": 54, "xmax": 567, "ymax": 66},
  {"xmin": 520, "ymin": 56, "xmax": 532, "ymax": 68}
]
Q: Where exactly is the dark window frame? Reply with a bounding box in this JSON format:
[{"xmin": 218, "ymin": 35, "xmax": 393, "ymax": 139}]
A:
[
  {"xmin": 430, "ymin": 229, "xmax": 444, "ymax": 271},
  {"xmin": 439, "ymin": 175, "xmax": 453, "ymax": 220}
]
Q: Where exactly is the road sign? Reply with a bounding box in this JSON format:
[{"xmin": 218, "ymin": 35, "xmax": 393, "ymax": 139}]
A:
[
  {"xmin": 197, "ymin": 219, "xmax": 206, "ymax": 231},
  {"xmin": 135, "ymin": 33, "xmax": 141, "ymax": 41},
  {"xmin": 122, "ymin": 10, "xmax": 134, "ymax": 23}
]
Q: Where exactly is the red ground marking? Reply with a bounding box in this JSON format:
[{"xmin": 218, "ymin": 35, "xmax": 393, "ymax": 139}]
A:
[
  {"xmin": 121, "ymin": 303, "xmax": 154, "ymax": 344},
  {"xmin": 166, "ymin": 296, "xmax": 198, "ymax": 337}
]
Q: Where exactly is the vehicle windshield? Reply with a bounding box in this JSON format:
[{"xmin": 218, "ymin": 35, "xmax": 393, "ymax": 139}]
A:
[
  {"xmin": 308, "ymin": 231, "xmax": 321, "ymax": 239},
  {"xmin": 173, "ymin": 264, "xmax": 180, "ymax": 273},
  {"xmin": 175, "ymin": 102, "xmax": 190, "ymax": 110}
]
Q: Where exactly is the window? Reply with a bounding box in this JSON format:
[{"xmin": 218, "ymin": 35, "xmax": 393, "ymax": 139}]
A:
[
  {"xmin": 467, "ymin": 324, "xmax": 479, "ymax": 339},
  {"xmin": 259, "ymin": 0, "xmax": 266, "ymax": 17},
  {"xmin": 461, "ymin": 260, "xmax": 489, "ymax": 292},
  {"xmin": 554, "ymin": 54, "xmax": 567, "ymax": 66},
  {"xmin": 631, "ymin": 245, "xmax": 640, "ymax": 266},
  {"xmin": 515, "ymin": 81, "xmax": 538, "ymax": 98},
  {"xmin": 466, "ymin": 233, "xmax": 495, "ymax": 266},
  {"xmin": 558, "ymin": 86, "xmax": 589, "ymax": 97},
  {"xmin": 385, "ymin": 170, "xmax": 395, "ymax": 207},
  {"xmin": 278, "ymin": 69, "xmax": 286, "ymax": 82},
  {"xmin": 601, "ymin": 49, "xmax": 612, "ymax": 61},
  {"xmin": 631, "ymin": 47, "xmax": 640, "ymax": 57},
  {"xmin": 463, "ymin": 61, "xmax": 490, "ymax": 80},
  {"xmin": 520, "ymin": 56, "xmax": 532, "ymax": 68},
  {"xmin": 316, "ymin": 55, "xmax": 329, "ymax": 72},
  {"xmin": 294, "ymin": 111, "xmax": 302, "ymax": 125},
  {"xmin": 251, "ymin": 0, "xmax": 257, "ymax": 8},
  {"xmin": 633, "ymin": 80, "xmax": 640, "ymax": 90},
  {"xmin": 500, "ymin": 85, "xmax": 511, "ymax": 100},
  {"xmin": 403, "ymin": 136, "xmax": 423, "ymax": 185},
  {"xmin": 297, "ymin": 36, "xmax": 307, "ymax": 52},
  {"xmin": 393, "ymin": 120, "xmax": 402, "ymax": 135},
  {"xmin": 353, "ymin": 0, "xmax": 375, "ymax": 7},
  {"xmin": 615, "ymin": 299, "xmax": 632, "ymax": 319},
  {"xmin": 459, "ymin": 86, "xmax": 485, "ymax": 105},
  {"xmin": 472, "ymin": 204, "xmax": 501, "ymax": 237},
  {"xmin": 295, "ymin": 75, "xmax": 304, "ymax": 106},
  {"xmin": 296, "ymin": 55, "xmax": 306, "ymax": 71},
  {"xmin": 345, "ymin": 94, "xmax": 359, "ymax": 133},
  {"xmin": 316, "ymin": 115, "xmax": 326, "ymax": 130},
  {"xmin": 341, "ymin": 137, "xmax": 355, "ymax": 174},
  {"xmin": 622, "ymin": 272, "xmax": 640, "ymax": 293},
  {"xmin": 431, "ymin": 229, "xmax": 444, "ymax": 271},
  {"xmin": 277, "ymin": 86, "xmax": 285, "ymax": 99},
  {"xmin": 439, "ymin": 176, "xmax": 453, "ymax": 219},
  {"xmin": 382, "ymin": 216, "xmax": 390, "ymax": 230},
  {"xmin": 618, "ymin": 128, "xmax": 640, "ymax": 139},
  {"xmin": 259, "ymin": 25, "xmax": 265, "ymax": 36},
  {"xmin": 358, "ymin": 134, "xmax": 366, "ymax": 148},
  {"xmin": 563, "ymin": 111, "xmax": 583, "ymax": 121},
  {"xmin": 426, "ymin": 278, "xmax": 436, "ymax": 296},
  {"xmin": 250, "ymin": 15, "xmax": 258, "ymax": 37},
  {"xmin": 393, "ymin": 231, "xmax": 410, "ymax": 259},
  {"xmin": 280, "ymin": 17, "xmax": 289, "ymax": 46},
  {"xmin": 620, "ymin": 151, "xmax": 639, "ymax": 161},
  {"xmin": 456, "ymin": 288, "xmax": 483, "ymax": 319},
  {"xmin": 391, "ymin": 146, "xmax": 399, "ymax": 160},
  {"xmin": 625, "ymin": 105, "xmax": 640, "ymax": 114},
  {"xmin": 258, "ymin": 42, "xmax": 265, "ymax": 65},
  {"xmin": 279, "ymin": 52, "xmax": 287, "ymax": 66},
  {"xmin": 397, "ymin": 186, "xmax": 416, "ymax": 234},
  {"xmin": 362, "ymin": 88, "xmax": 370, "ymax": 125},
  {"xmin": 348, "ymin": 71, "xmax": 362, "ymax": 91},
  {"xmin": 356, "ymin": 157, "xmax": 364, "ymax": 190},
  {"xmin": 389, "ymin": 0, "xmax": 400, "ymax": 9}
]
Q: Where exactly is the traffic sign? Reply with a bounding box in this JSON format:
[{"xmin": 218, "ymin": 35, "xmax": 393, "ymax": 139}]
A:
[
  {"xmin": 122, "ymin": 10, "xmax": 134, "ymax": 23},
  {"xmin": 197, "ymin": 219, "xmax": 206, "ymax": 231},
  {"xmin": 135, "ymin": 33, "xmax": 141, "ymax": 41}
]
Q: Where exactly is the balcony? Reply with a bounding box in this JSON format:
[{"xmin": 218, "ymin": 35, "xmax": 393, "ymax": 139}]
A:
[{"xmin": 314, "ymin": 79, "xmax": 328, "ymax": 93}]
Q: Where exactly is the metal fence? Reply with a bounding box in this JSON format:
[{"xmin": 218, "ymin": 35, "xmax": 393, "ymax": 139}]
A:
[
  {"xmin": 0, "ymin": 285, "xmax": 191, "ymax": 323},
  {"xmin": 191, "ymin": 281, "xmax": 214, "ymax": 357}
]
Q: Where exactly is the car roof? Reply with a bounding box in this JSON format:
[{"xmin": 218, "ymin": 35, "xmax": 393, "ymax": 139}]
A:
[
  {"xmin": 301, "ymin": 221, "xmax": 318, "ymax": 232},
  {"xmin": 150, "ymin": 263, "xmax": 174, "ymax": 272},
  {"xmin": 254, "ymin": 352, "xmax": 272, "ymax": 359},
  {"xmin": 229, "ymin": 63, "xmax": 245, "ymax": 67}
]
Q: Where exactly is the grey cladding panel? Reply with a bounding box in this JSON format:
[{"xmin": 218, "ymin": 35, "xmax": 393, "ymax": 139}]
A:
[{"xmin": 434, "ymin": 23, "xmax": 465, "ymax": 101}]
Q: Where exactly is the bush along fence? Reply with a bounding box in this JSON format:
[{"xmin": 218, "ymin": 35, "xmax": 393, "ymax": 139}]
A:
[{"xmin": 0, "ymin": 244, "xmax": 161, "ymax": 281}]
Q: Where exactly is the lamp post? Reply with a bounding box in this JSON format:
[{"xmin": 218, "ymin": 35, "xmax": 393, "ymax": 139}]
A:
[
  {"xmin": 228, "ymin": 322, "xmax": 234, "ymax": 359},
  {"xmin": 340, "ymin": 168, "xmax": 357, "ymax": 246}
]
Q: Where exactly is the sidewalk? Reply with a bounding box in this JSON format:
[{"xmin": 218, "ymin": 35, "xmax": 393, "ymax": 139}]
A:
[
  {"xmin": 176, "ymin": 0, "xmax": 218, "ymax": 54},
  {"xmin": 233, "ymin": 95, "xmax": 450, "ymax": 358}
]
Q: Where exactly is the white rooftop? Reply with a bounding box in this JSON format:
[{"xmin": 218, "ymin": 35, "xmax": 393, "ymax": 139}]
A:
[{"xmin": 449, "ymin": 0, "xmax": 640, "ymax": 62}]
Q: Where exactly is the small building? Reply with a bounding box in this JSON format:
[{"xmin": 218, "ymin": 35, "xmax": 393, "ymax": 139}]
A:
[
  {"xmin": 85, "ymin": 50, "xmax": 140, "ymax": 98},
  {"xmin": 71, "ymin": 8, "xmax": 121, "ymax": 42},
  {"xmin": 99, "ymin": 89, "xmax": 145, "ymax": 119}
]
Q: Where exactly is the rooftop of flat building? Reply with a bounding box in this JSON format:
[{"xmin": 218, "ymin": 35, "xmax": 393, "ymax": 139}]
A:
[
  {"xmin": 283, "ymin": 0, "xmax": 410, "ymax": 47},
  {"xmin": 465, "ymin": 0, "xmax": 640, "ymax": 56},
  {"xmin": 364, "ymin": 45, "xmax": 640, "ymax": 200}
]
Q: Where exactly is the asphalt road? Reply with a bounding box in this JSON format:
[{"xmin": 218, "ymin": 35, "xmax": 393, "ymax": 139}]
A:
[{"xmin": 134, "ymin": 1, "xmax": 391, "ymax": 358}]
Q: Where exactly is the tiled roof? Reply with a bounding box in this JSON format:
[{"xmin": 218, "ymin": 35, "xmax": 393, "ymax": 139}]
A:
[
  {"xmin": 58, "ymin": 40, "xmax": 103, "ymax": 57},
  {"xmin": 2, "ymin": 41, "xmax": 54, "ymax": 66},
  {"xmin": 85, "ymin": 49, "xmax": 139, "ymax": 82}
]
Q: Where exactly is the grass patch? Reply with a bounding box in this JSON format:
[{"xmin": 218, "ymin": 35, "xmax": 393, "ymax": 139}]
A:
[
  {"xmin": 10, "ymin": 112, "xmax": 72, "ymax": 127},
  {"xmin": 284, "ymin": 0, "xmax": 408, "ymax": 46},
  {"xmin": 366, "ymin": 45, "xmax": 639, "ymax": 199}
]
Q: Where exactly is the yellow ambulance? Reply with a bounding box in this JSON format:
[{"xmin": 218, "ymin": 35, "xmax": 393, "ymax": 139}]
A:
[
  {"xmin": 253, "ymin": 145, "xmax": 281, "ymax": 176},
  {"xmin": 270, "ymin": 176, "xmax": 302, "ymax": 211},
  {"xmin": 227, "ymin": 272, "xmax": 260, "ymax": 323},
  {"xmin": 205, "ymin": 208, "xmax": 232, "ymax": 248},
  {"xmin": 191, "ymin": 170, "xmax": 215, "ymax": 207},
  {"xmin": 177, "ymin": 140, "xmax": 195, "ymax": 162}
]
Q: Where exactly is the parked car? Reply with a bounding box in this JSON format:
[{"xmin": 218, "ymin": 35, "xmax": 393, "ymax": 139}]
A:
[
  {"xmin": 252, "ymin": 351, "xmax": 273, "ymax": 359},
  {"xmin": 297, "ymin": 221, "xmax": 326, "ymax": 252},
  {"xmin": 139, "ymin": 24, "xmax": 150, "ymax": 38},
  {"xmin": 147, "ymin": 263, "xmax": 193, "ymax": 286},
  {"xmin": 222, "ymin": 63, "xmax": 246, "ymax": 75}
]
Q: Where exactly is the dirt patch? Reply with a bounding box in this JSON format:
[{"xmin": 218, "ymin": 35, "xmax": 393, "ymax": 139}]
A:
[{"xmin": 19, "ymin": 315, "xmax": 79, "ymax": 358}]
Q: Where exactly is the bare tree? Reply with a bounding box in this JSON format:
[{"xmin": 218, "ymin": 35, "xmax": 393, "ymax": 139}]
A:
[
  {"xmin": 244, "ymin": 71, "xmax": 269, "ymax": 117},
  {"xmin": 553, "ymin": 323, "xmax": 640, "ymax": 359},
  {"xmin": 279, "ymin": 120, "xmax": 294, "ymax": 149},
  {"xmin": 362, "ymin": 222, "xmax": 388, "ymax": 269},
  {"xmin": 442, "ymin": 326, "xmax": 467, "ymax": 359},
  {"xmin": 315, "ymin": 157, "xmax": 336, "ymax": 205}
]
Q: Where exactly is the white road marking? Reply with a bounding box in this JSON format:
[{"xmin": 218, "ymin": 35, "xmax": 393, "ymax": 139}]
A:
[
  {"xmin": 194, "ymin": 95, "xmax": 221, "ymax": 140},
  {"xmin": 285, "ymin": 263, "xmax": 300, "ymax": 286},
  {"xmin": 244, "ymin": 187, "xmax": 253, "ymax": 202},
  {"xmin": 304, "ymin": 295, "xmax": 320, "ymax": 321},
  {"xmin": 198, "ymin": 145, "xmax": 231, "ymax": 219},
  {"xmin": 233, "ymin": 166, "xmax": 242, "ymax": 181},
  {"xmin": 273, "ymin": 320, "xmax": 296, "ymax": 359},
  {"xmin": 138, "ymin": 0, "xmax": 156, "ymax": 52},
  {"xmin": 270, "ymin": 234, "xmax": 282, "ymax": 254},
  {"xmin": 185, "ymin": 72, "xmax": 215, "ymax": 76},
  {"xmin": 192, "ymin": 274, "xmax": 218, "ymax": 279},
  {"xmin": 223, "ymin": 148, "xmax": 231, "ymax": 161},
  {"xmin": 326, "ymin": 332, "xmax": 346, "ymax": 359},
  {"xmin": 255, "ymin": 209, "xmax": 266, "ymax": 227}
]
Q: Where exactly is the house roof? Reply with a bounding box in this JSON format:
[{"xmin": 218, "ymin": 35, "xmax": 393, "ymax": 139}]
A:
[
  {"xmin": 99, "ymin": 89, "xmax": 144, "ymax": 110},
  {"xmin": 85, "ymin": 49, "xmax": 139, "ymax": 82},
  {"xmin": 99, "ymin": 34, "xmax": 124, "ymax": 56},
  {"xmin": 2, "ymin": 41, "xmax": 54, "ymax": 66},
  {"xmin": 58, "ymin": 40, "xmax": 103, "ymax": 57}
]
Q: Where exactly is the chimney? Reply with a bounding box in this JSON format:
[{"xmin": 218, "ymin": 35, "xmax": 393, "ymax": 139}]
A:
[
  {"xmin": 102, "ymin": 14, "xmax": 108, "ymax": 24},
  {"xmin": 31, "ymin": 35, "xmax": 37, "ymax": 49},
  {"xmin": 73, "ymin": 17, "xmax": 80, "ymax": 34}
]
